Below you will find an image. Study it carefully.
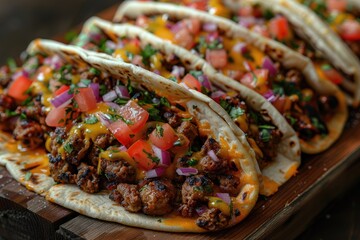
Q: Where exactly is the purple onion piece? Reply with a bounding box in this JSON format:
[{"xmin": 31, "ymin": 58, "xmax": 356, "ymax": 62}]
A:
[
  {"xmin": 103, "ymin": 90, "xmax": 117, "ymax": 102},
  {"xmin": 216, "ymin": 193, "xmax": 231, "ymax": 205},
  {"xmin": 90, "ymin": 83, "xmax": 101, "ymax": 102},
  {"xmin": 171, "ymin": 66, "xmax": 185, "ymax": 78},
  {"xmin": 152, "ymin": 145, "xmax": 171, "ymax": 167},
  {"xmin": 105, "ymin": 101, "xmax": 123, "ymax": 112},
  {"xmin": 199, "ymin": 75, "xmax": 212, "ymax": 90},
  {"xmin": 210, "ymin": 90, "xmax": 226, "ymax": 100},
  {"xmin": 203, "ymin": 22, "xmax": 217, "ymax": 32},
  {"xmin": 176, "ymin": 167, "xmax": 198, "ymax": 176},
  {"xmin": 145, "ymin": 168, "xmax": 166, "ymax": 178},
  {"xmin": 262, "ymin": 57, "xmax": 277, "ymax": 77},
  {"xmin": 50, "ymin": 90, "xmax": 73, "ymax": 108},
  {"xmin": 195, "ymin": 205, "xmax": 209, "ymax": 216},
  {"xmin": 207, "ymin": 150, "xmax": 220, "ymax": 162},
  {"xmin": 233, "ymin": 42, "xmax": 248, "ymax": 54},
  {"xmin": 115, "ymin": 85, "xmax": 130, "ymax": 99}
]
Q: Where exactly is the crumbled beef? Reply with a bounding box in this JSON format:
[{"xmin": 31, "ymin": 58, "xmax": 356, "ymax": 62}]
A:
[
  {"xmin": 50, "ymin": 128, "xmax": 67, "ymax": 156},
  {"xmin": 285, "ymin": 69, "xmax": 302, "ymax": 84},
  {"xmin": 87, "ymin": 134, "xmax": 116, "ymax": 166},
  {"xmin": 110, "ymin": 183, "xmax": 142, "ymax": 213},
  {"xmin": 176, "ymin": 121, "xmax": 198, "ymax": 144},
  {"xmin": 216, "ymin": 174, "xmax": 240, "ymax": 196},
  {"xmin": 13, "ymin": 119, "xmax": 44, "ymax": 150},
  {"xmin": 179, "ymin": 175, "xmax": 214, "ymax": 217},
  {"xmin": 139, "ymin": 178, "xmax": 176, "ymax": 216},
  {"xmin": 76, "ymin": 163, "xmax": 100, "ymax": 193},
  {"xmin": 62, "ymin": 129, "xmax": 90, "ymax": 166},
  {"xmin": 100, "ymin": 159, "xmax": 136, "ymax": 184},
  {"xmin": 196, "ymin": 208, "xmax": 230, "ymax": 231},
  {"xmin": 318, "ymin": 95, "xmax": 339, "ymax": 116},
  {"xmin": 0, "ymin": 94, "xmax": 17, "ymax": 131},
  {"xmin": 49, "ymin": 154, "xmax": 76, "ymax": 184},
  {"xmin": 199, "ymin": 138, "xmax": 228, "ymax": 173},
  {"xmin": 255, "ymin": 128, "xmax": 283, "ymax": 163},
  {"xmin": 164, "ymin": 112, "xmax": 182, "ymax": 128},
  {"xmin": 15, "ymin": 96, "xmax": 46, "ymax": 124}
]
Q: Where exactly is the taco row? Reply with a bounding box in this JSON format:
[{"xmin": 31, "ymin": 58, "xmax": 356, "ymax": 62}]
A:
[{"xmin": 0, "ymin": 0, "xmax": 352, "ymax": 233}]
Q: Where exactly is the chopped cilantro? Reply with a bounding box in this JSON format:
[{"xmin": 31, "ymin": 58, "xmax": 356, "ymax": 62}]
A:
[
  {"xmin": 143, "ymin": 149, "xmax": 160, "ymax": 164},
  {"xmin": 21, "ymin": 96, "xmax": 33, "ymax": 107},
  {"xmin": 126, "ymin": 51, "xmax": 134, "ymax": 60},
  {"xmin": 127, "ymin": 79, "xmax": 133, "ymax": 95},
  {"xmin": 89, "ymin": 67, "xmax": 101, "ymax": 76},
  {"xmin": 229, "ymin": 107, "xmax": 245, "ymax": 119},
  {"xmin": 263, "ymin": 9, "xmax": 275, "ymax": 20},
  {"xmin": 140, "ymin": 44, "xmax": 157, "ymax": 66},
  {"xmin": 311, "ymin": 117, "xmax": 326, "ymax": 133},
  {"xmin": 65, "ymin": 30, "xmax": 78, "ymax": 43},
  {"xmin": 168, "ymin": 76, "xmax": 177, "ymax": 82},
  {"xmin": 20, "ymin": 113, "xmax": 27, "ymax": 120},
  {"xmin": 5, "ymin": 109, "xmax": 18, "ymax": 117},
  {"xmin": 114, "ymin": 98, "xmax": 128, "ymax": 105},
  {"xmin": 243, "ymin": 52, "xmax": 254, "ymax": 61},
  {"xmin": 155, "ymin": 124, "xmax": 164, "ymax": 137},
  {"xmin": 259, "ymin": 125, "xmax": 275, "ymax": 130},
  {"xmin": 189, "ymin": 70, "xmax": 203, "ymax": 79},
  {"xmin": 321, "ymin": 64, "xmax": 332, "ymax": 71},
  {"xmin": 147, "ymin": 107, "xmax": 162, "ymax": 121},
  {"xmin": 63, "ymin": 143, "xmax": 73, "ymax": 154},
  {"xmin": 58, "ymin": 65, "xmax": 73, "ymax": 85},
  {"xmin": 260, "ymin": 129, "xmax": 271, "ymax": 142},
  {"xmin": 160, "ymin": 97, "xmax": 170, "ymax": 107},
  {"xmin": 187, "ymin": 158, "xmax": 198, "ymax": 166},
  {"xmin": 80, "ymin": 79, "xmax": 92, "ymax": 86},
  {"xmin": 99, "ymin": 84, "xmax": 107, "ymax": 96},
  {"xmin": 84, "ymin": 115, "xmax": 98, "ymax": 124},
  {"xmin": 220, "ymin": 99, "xmax": 231, "ymax": 113},
  {"xmin": 182, "ymin": 117, "xmax": 193, "ymax": 122}
]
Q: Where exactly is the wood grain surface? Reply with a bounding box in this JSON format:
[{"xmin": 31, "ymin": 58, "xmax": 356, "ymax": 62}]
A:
[{"xmin": 1, "ymin": 3, "xmax": 360, "ymax": 240}]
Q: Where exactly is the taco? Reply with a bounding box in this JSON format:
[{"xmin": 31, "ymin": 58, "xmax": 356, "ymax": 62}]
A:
[
  {"xmin": 159, "ymin": 0, "xmax": 360, "ymax": 106},
  {"xmin": 114, "ymin": 1, "xmax": 348, "ymax": 155},
  {"xmin": 71, "ymin": 16, "xmax": 301, "ymax": 196},
  {"xmin": 4, "ymin": 38, "xmax": 261, "ymax": 232}
]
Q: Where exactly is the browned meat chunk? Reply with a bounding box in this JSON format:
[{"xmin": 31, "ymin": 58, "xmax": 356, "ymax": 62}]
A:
[
  {"xmin": 196, "ymin": 208, "xmax": 230, "ymax": 231},
  {"xmin": 318, "ymin": 95, "xmax": 339, "ymax": 116},
  {"xmin": 164, "ymin": 112, "xmax": 182, "ymax": 128},
  {"xmin": 110, "ymin": 183, "xmax": 142, "ymax": 213},
  {"xmin": 139, "ymin": 178, "xmax": 176, "ymax": 216},
  {"xmin": 49, "ymin": 154, "xmax": 76, "ymax": 184},
  {"xmin": 76, "ymin": 163, "xmax": 100, "ymax": 193},
  {"xmin": 49, "ymin": 127, "xmax": 67, "ymax": 156},
  {"xmin": 87, "ymin": 134, "xmax": 116, "ymax": 166},
  {"xmin": 176, "ymin": 121, "xmax": 198, "ymax": 144},
  {"xmin": 255, "ymin": 128, "xmax": 283, "ymax": 163},
  {"xmin": 216, "ymin": 174, "xmax": 240, "ymax": 196},
  {"xmin": 0, "ymin": 94, "xmax": 17, "ymax": 131},
  {"xmin": 179, "ymin": 175, "xmax": 214, "ymax": 217},
  {"xmin": 13, "ymin": 119, "xmax": 44, "ymax": 150},
  {"xmin": 285, "ymin": 69, "xmax": 302, "ymax": 84},
  {"xmin": 199, "ymin": 138, "xmax": 228, "ymax": 173},
  {"xmin": 100, "ymin": 159, "xmax": 136, "ymax": 184},
  {"xmin": 62, "ymin": 129, "xmax": 90, "ymax": 166}
]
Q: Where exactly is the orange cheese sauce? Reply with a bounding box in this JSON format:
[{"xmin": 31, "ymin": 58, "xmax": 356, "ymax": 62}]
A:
[{"xmin": 162, "ymin": 214, "xmax": 204, "ymax": 231}]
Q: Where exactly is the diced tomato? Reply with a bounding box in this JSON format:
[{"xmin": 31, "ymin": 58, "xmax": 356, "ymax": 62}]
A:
[
  {"xmin": 149, "ymin": 123, "xmax": 179, "ymax": 150},
  {"xmin": 327, "ymin": 0, "xmax": 347, "ymax": 12},
  {"xmin": 184, "ymin": 18, "xmax": 201, "ymax": 35},
  {"xmin": 45, "ymin": 105, "xmax": 67, "ymax": 127},
  {"xmin": 269, "ymin": 16, "xmax": 290, "ymax": 41},
  {"xmin": 171, "ymin": 134, "xmax": 190, "ymax": 154},
  {"xmin": 127, "ymin": 140, "xmax": 157, "ymax": 170},
  {"xmin": 181, "ymin": 74, "xmax": 202, "ymax": 91},
  {"xmin": 339, "ymin": 19, "xmax": 360, "ymax": 41},
  {"xmin": 240, "ymin": 69, "xmax": 269, "ymax": 94},
  {"xmin": 174, "ymin": 28, "xmax": 194, "ymax": 49},
  {"xmin": 117, "ymin": 100, "xmax": 149, "ymax": 133},
  {"xmin": 110, "ymin": 120, "xmax": 134, "ymax": 146},
  {"xmin": 186, "ymin": 0, "xmax": 207, "ymax": 10},
  {"xmin": 272, "ymin": 96, "xmax": 292, "ymax": 114},
  {"xmin": 74, "ymin": 87, "xmax": 97, "ymax": 112},
  {"xmin": 8, "ymin": 76, "xmax": 33, "ymax": 101},
  {"xmin": 322, "ymin": 67, "xmax": 344, "ymax": 85},
  {"xmin": 54, "ymin": 85, "xmax": 70, "ymax": 96},
  {"xmin": 206, "ymin": 49, "xmax": 228, "ymax": 69},
  {"xmin": 136, "ymin": 15, "xmax": 149, "ymax": 28}
]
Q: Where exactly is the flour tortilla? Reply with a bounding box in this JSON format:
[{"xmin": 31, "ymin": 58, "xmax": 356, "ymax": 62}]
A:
[
  {"xmin": 77, "ymin": 17, "xmax": 302, "ymax": 196},
  {"xmin": 225, "ymin": 0, "xmax": 360, "ymax": 106},
  {"xmin": 0, "ymin": 131, "xmax": 55, "ymax": 195},
  {"xmin": 26, "ymin": 38, "xmax": 260, "ymax": 232},
  {"xmin": 113, "ymin": 1, "xmax": 348, "ymax": 154}
]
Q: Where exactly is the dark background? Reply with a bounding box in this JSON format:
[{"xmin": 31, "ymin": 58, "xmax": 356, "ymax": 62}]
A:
[{"xmin": 0, "ymin": 0, "xmax": 359, "ymax": 239}]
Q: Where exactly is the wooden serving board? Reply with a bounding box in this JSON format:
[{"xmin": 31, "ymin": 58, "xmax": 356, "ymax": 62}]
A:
[{"xmin": 1, "ymin": 4, "xmax": 360, "ymax": 240}]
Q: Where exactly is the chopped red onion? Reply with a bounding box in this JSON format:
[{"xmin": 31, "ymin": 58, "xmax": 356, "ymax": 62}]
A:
[
  {"xmin": 216, "ymin": 193, "xmax": 231, "ymax": 205},
  {"xmin": 262, "ymin": 57, "xmax": 277, "ymax": 77},
  {"xmin": 50, "ymin": 90, "xmax": 73, "ymax": 108},
  {"xmin": 119, "ymin": 145, "xmax": 128, "ymax": 152},
  {"xmin": 170, "ymin": 21, "xmax": 184, "ymax": 33},
  {"xmin": 198, "ymin": 75, "xmax": 212, "ymax": 90},
  {"xmin": 89, "ymin": 32, "xmax": 102, "ymax": 43},
  {"xmin": 263, "ymin": 90, "xmax": 277, "ymax": 102},
  {"xmin": 131, "ymin": 55, "xmax": 143, "ymax": 66},
  {"xmin": 206, "ymin": 32, "xmax": 219, "ymax": 42},
  {"xmin": 152, "ymin": 145, "xmax": 171, "ymax": 167},
  {"xmin": 171, "ymin": 66, "xmax": 185, "ymax": 78},
  {"xmin": 44, "ymin": 55, "xmax": 63, "ymax": 70},
  {"xmin": 146, "ymin": 168, "xmax": 166, "ymax": 178},
  {"xmin": 11, "ymin": 70, "xmax": 29, "ymax": 80},
  {"xmin": 233, "ymin": 42, "xmax": 248, "ymax": 54},
  {"xmin": 203, "ymin": 22, "xmax": 217, "ymax": 32},
  {"xmin": 211, "ymin": 90, "xmax": 226, "ymax": 100},
  {"xmin": 105, "ymin": 40, "xmax": 117, "ymax": 50},
  {"xmin": 90, "ymin": 83, "xmax": 101, "ymax": 102},
  {"xmin": 105, "ymin": 101, "xmax": 123, "ymax": 112},
  {"xmin": 195, "ymin": 205, "xmax": 209, "ymax": 215},
  {"xmin": 115, "ymin": 85, "xmax": 130, "ymax": 99},
  {"xmin": 153, "ymin": 69, "xmax": 161, "ymax": 75},
  {"xmin": 176, "ymin": 167, "xmax": 198, "ymax": 176},
  {"xmin": 207, "ymin": 150, "xmax": 219, "ymax": 162},
  {"xmin": 97, "ymin": 113, "xmax": 111, "ymax": 128},
  {"xmin": 103, "ymin": 90, "xmax": 117, "ymax": 102}
]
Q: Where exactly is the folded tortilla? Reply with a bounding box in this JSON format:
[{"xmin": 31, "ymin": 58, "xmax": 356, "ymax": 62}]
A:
[
  {"xmin": 113, "ymin": 1, "xmax": 348, "ymax": 155},
  {"xmin": 73, "ymin": 16, "xmax": 302, "ymax": 196},
  {"xmin": 1, "ymin": 38, "xmax": 259, "ymax": 232}
]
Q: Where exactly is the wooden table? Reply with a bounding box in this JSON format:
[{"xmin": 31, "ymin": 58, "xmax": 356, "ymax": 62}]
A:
[{"xmin": 1, "ymin": 3, "xmax": 360, "ymax": 240}]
